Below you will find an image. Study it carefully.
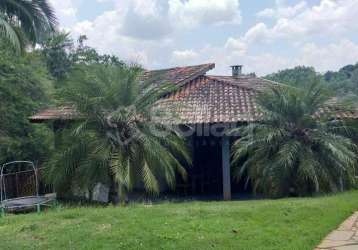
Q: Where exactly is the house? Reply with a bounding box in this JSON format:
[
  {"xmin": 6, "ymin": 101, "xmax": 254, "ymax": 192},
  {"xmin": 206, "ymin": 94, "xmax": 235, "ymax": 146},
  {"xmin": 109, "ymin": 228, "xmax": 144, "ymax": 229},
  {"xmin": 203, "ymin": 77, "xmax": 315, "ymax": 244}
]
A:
[{"xmin": 29, "ymin": 63, "xmax": 358, "ymax": 200}]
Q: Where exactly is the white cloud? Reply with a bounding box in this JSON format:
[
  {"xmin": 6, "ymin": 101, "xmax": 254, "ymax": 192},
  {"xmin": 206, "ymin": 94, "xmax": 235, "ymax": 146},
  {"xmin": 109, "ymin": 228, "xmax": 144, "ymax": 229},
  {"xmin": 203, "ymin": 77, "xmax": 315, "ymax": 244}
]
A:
[
  {"xmin": 62, "ymin": 0, "xmax": 243, "ymax": 42},
  {"xmin": 49, "ymin": 0, "xmax": 80, "ymax": 28},
  {"xmin": 171, "ymin": 37, "xmax": 358, "ymax": 77},
  {"xmin": 257, "ymin": 1, "xmax": 307, "ymax": 19},
  {"xmin": 244, "ymin": 23, "xmax": 272, "ymax": 43},
  {"xmin": 56, "ymin": 0, "xmax": 173, "ymax": 68},
  {"xmin": 256, "ymin": 8, "xmax": 276, "ymax": 19},
  {"xmin": 168, "ymin": 0, "xmax": 242, "ymax": 28},
  {"xmin": 72, "ymin": 11, "xmax": 120, "ymax": 44},
  {"xmin": 217, "ymin": 23, "xmax": 272, "ymax": 61},
  {"xmin": 69, "ymin": 8, "xmax": 176, "ymax": 69},
  {"xmin": 244, "ymin": 54, "xmax": 292, "ymax": 76},
  {"xmin": 71, "ymin": 13, "xmax": 135, "ymax": 59},
  {"xmin": 61, "ymin": 7, "xmax": 77, "ymax": 17},
  {"xmin": 171, "ymin": 50, "xmax": 199, "ymax": 64},
  {"xmin": 170, "ymin": 45, "xmax": 293, "ymax": 76},
  {"xmin": 225, "ymin": 37, "xmax": 247, "ymax": 56},
  {"xmin": 298, "ymin": 39, "xmax": 358, "ymax": 72},
  {"xmin": 264, "ymin": 0, "xmax": 358, "ymax": 40},
  {"xmin": 51, "ymin": 0, "xmax": 358, "ymax": 76},
  {"xmin": 120, "ymin": 0, "xmax": 172, "ymax": 40},
  {"xmin": 231, "ymin": 0, "xmax": 358, "ymax": 51},
  {"xmin": 50, "ymin": 0, "xmax": 244, "ymax": 70}
]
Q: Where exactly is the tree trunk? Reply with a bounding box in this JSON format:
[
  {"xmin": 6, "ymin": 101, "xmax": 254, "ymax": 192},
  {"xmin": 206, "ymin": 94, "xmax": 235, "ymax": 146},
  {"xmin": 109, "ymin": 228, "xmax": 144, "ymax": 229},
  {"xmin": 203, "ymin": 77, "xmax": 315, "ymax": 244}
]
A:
[
  {"xmin": 88, "ymin": 188, "xmax": 93, "ymax": 202},
  {"xmin": 108, "ymin": 174, "xmax": 119, "ymax": 205},
  {"xmin": 118, "ymin": 182, "xmax": 128, "ymax": 205},
  {"xmin": 339, "ymin": 175, "xmax": 344, "ymax": 192}
]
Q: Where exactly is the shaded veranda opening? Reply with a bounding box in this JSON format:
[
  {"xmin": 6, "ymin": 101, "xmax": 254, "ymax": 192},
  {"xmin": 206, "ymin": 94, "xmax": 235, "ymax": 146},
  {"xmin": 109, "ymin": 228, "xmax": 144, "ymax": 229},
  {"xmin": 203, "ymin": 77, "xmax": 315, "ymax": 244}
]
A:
[{"xmin": 174, "ymin": 134, "xmax": 253, "ymax": 199}]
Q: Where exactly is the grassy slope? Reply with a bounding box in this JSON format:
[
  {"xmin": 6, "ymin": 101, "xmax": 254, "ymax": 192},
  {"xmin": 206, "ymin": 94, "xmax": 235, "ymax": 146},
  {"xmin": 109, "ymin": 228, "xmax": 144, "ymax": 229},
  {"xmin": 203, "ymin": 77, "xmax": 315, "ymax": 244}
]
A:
[{"xmin": 1, "ymin": 191, "xmax": 358, "ymax": 250}]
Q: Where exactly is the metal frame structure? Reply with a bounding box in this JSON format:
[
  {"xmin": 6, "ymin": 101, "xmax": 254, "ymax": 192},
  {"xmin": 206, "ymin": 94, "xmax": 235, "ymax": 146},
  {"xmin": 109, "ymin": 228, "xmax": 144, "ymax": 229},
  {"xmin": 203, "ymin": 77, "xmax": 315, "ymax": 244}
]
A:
[{"xmin": 0, "ymin": 161, "xmax": 56, "ymax": 215}]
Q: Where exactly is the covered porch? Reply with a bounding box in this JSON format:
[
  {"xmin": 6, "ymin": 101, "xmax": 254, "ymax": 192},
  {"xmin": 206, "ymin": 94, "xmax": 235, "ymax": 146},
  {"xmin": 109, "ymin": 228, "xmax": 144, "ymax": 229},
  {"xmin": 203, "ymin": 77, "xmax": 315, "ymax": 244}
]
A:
[{"xmin": 173, "ymin": 123, "xmax": 251, "ymax": 201}]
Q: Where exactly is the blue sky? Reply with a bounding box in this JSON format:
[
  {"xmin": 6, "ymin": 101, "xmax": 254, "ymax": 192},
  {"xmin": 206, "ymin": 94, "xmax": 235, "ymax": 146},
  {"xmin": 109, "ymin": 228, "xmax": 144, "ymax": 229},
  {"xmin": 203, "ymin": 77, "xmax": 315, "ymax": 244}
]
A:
[{"xmin": 50, "ymin": 0, "xmax": 358, "ymax": 76}]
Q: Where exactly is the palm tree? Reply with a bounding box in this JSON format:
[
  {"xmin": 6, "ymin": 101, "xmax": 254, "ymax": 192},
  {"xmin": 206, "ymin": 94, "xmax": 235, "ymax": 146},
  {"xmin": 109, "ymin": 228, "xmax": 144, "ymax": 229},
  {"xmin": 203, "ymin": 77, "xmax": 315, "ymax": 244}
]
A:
[
  {"xmin": 0, "ymin": 0, "xmax": 57, "ymax": 51},
  {"xmin": 232, "ymin": 81, "xmax": 357, "ymax": 197},
  {"xmin": 46, "ymin": 64, "xmax": 191, "ymax": 204},
  {"xmin": 42, "ymin": 32, "xmax": 73, "ymax": 80}
]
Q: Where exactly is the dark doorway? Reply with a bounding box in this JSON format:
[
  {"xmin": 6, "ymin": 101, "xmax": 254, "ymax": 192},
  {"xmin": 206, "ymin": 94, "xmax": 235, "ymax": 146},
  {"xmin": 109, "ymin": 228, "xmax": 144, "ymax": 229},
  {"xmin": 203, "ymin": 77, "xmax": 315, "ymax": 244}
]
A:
[
  {"xmin": 174, "ymin": 134, "xmax": 253, "ymax": 199},
  {"xmin": 174, "ymin": 135, "xmax": 222, "ymax": 196},
  {"xmin": 190, "ymin": 135, "xmax": 223, "ymax": 195}
]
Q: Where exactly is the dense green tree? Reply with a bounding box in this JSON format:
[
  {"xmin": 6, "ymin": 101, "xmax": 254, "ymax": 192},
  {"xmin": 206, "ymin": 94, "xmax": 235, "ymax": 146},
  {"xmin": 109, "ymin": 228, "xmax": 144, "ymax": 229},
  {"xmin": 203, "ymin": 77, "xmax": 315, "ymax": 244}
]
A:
[
  {"xmin": 0, "ymin": 42, "xmax": 53, "ymax": 164},
  {"xmin": 232, "ymin": 81, "xmax": 357, "ymax": 197},
  {"xmin": 70, "ymin": 35, "xmax": 123, "ymax": 66},
  {"xmin": 323, "ymin": 63, "xmax": 358, "ymax": 96},
  {"xmin": 266, "ymin": 66, "xmax": 318, "ymax": 86},
  {"xmin": 46, "ymin": 64, "xmax": 190, "ymax": 204},
  {"xmin": 41, "ymin": 34, "xmax": 123, "ymax": 85},
  {"xmin": 265, "ymin": 63, "xmax": 358, "ymax": 97},
  {"xmin": 351, "ymin": 68, "xmax": 358, "ymax": 87},
  {"xmin": 42, "ymin": 32, "xmax": 73, "ymax": 81},
  {"xmin": 0, "ymin": 0, "xmax": 57, "ymax": 51}
]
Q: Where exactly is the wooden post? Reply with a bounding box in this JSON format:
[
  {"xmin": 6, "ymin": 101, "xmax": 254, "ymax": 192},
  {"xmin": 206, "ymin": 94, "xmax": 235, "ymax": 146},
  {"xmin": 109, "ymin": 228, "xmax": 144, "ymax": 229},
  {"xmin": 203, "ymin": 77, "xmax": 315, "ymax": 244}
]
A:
[
  {"xmin": 191, "ymin": 136, "xmax": 196, "ymax": 194},
  {"xmin": 222, "ymin": 136, "xmax": 231, "ymax": 200}
]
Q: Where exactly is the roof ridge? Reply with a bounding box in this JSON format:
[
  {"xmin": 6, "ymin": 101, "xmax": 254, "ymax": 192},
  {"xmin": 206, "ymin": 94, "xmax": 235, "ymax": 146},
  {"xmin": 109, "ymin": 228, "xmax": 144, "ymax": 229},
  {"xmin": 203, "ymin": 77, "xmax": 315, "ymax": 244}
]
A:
[
  {"xmin": 174, "ymin": 63, "xmax": 215, "ymax": 86},
  {"xmin": 205, "ymin": 75, "xmax": 258, "ymax": 91},
  {"xmin": 146, "ymin": 63, "xmax": 215, "ymax": 73}
]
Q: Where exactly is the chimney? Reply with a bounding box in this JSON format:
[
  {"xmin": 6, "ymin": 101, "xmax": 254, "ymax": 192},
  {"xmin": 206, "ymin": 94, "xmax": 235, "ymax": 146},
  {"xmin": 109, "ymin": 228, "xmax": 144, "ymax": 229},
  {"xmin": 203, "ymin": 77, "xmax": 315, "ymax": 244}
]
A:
[{"xmin": 231, "ymin": 65, "xmax": 243, "ymax": 77}]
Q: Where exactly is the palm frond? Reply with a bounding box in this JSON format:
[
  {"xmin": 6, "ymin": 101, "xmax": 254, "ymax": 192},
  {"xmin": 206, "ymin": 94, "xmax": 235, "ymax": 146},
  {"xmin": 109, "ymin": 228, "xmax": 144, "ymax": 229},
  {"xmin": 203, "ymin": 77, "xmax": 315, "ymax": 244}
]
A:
[
  {"xmin": 231, "ymin": 80, "xmax": 358, "ymax": 197},
  {"xmin": 0, "ymin": 0, "xmax": 57, "ymax": 47},
  {"xmin": 0, "ymin": 14, "xmax": 20, "ymax": 52},
  {"xmin": 50, "ymin": 63, "xmax": 191, "ymax": 202}
]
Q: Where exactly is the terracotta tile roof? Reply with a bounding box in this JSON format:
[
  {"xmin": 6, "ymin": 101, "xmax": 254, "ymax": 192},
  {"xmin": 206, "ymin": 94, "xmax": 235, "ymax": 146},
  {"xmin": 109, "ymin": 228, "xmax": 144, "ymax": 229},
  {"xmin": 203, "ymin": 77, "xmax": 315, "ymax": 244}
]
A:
[
  {"xmin": 141, "ymin": 63, "xmax": 215, "ymax": 86},
  {"xmin": 30, "ymin": 63, "xmax": 358, "ymax": 124},
  {"xmin": 156, "ymin": 76, "xmax": 261, "ymax": 124},
  {"xmin": 207, "ymin": 75, "xmax": 273, "ymax": 90},
  {"xmin": 315, "ymin": 106, "xmax": 358, "ymax": 119},
  {"xmin": 30, "ymin": 64, "xmax": 215, "ymax": 122},
  {"xmin": 157, "ymin": 75, "xmax": 358, "ymax": 124},
  {"xmin": 29, "ymin": 106, "xmax": 78, "ymax": 123}
]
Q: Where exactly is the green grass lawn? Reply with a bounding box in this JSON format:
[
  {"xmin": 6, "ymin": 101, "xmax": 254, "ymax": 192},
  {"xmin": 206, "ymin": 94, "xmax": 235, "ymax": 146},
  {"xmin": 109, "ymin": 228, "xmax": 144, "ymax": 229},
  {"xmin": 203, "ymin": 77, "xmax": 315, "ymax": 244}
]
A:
[{"xmin": 1, "ymin": 191, "xmax": 358, "ymax": 250}]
